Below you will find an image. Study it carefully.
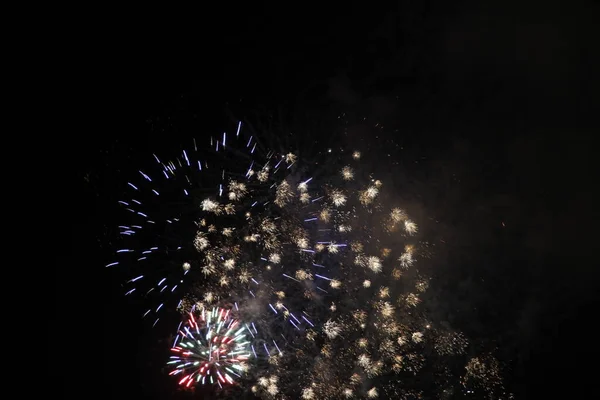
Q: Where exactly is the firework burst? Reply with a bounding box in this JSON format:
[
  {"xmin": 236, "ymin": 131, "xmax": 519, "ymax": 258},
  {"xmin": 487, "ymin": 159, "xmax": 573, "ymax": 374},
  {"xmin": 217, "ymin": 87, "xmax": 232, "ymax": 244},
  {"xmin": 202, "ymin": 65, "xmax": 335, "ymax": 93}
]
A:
[
  {"xmin": 106, "ymin": 122, "xmax": 321, "ymax": 331},
  {"xmin": 168, "ymin": 306, "xmax": 252, "ymax": 388},
  {"xmin": 108, "ymin": 118, "xmax": 509, "ymax": 398}
]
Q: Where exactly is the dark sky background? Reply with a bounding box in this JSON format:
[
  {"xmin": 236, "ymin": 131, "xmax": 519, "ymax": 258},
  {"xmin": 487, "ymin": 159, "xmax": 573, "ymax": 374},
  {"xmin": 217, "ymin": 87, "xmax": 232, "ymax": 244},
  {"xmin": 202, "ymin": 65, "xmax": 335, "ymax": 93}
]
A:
[{"xmin": 60, "ymin": 2, "xmax": 597, "ymax": 398}]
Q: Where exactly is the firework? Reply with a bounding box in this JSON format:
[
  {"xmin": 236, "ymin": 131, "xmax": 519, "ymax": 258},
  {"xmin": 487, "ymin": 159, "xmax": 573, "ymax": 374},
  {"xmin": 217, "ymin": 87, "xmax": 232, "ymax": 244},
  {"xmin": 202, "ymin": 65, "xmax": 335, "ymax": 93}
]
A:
[
  {"xmin": 106, "ymin": 121, "xmax": 356, "ymax": 390},
  {"xmin": 108, "ymin": 118, "xmax": 509, "ymax": 398},
  {"xmin": 461, "ymin": 353, "xmax": 513, "ymax": 399},
  {"xmin": 106, "ymin": 122, "xmax": 322, "ymax": 332},
  {"xmin": 248, "ymin": 158, "xmax": 484, "ymax": 399},
  {"xmin": 168, "ymin": 306, "xmax": 252, "ymax": 388}
]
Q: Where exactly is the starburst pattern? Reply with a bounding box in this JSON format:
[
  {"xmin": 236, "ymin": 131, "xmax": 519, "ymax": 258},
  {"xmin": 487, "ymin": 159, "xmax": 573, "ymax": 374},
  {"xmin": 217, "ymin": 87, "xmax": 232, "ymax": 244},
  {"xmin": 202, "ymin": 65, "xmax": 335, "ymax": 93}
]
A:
[
  {"xmin": 107, "ymin": 120, "xmax": 509, "ymax": 398},
  {"xmin": 168, "ymin": 306, "xmax": 252, "ymax": 388}
]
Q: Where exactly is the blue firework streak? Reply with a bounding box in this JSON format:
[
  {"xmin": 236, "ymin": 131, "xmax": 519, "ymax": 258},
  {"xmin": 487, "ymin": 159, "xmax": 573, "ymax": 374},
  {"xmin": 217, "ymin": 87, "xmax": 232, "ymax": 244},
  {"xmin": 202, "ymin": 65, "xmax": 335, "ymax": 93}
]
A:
[{"xmin": 105, "ymin": 122, "xmax": 348, "ymax": 336}]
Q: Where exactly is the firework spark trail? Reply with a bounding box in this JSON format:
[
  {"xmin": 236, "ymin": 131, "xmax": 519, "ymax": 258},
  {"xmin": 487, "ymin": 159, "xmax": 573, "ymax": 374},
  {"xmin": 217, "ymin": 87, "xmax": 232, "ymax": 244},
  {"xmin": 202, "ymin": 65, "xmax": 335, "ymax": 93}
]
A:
[
  {"xmin": 250, "ymin": 157, "xmax": 510, "ymax": 399},
  {"xmin": 108, "ymin": 120, "xmax": 509, "ymax": 398},
  {"xmin": 106, "ymin": 122, "xmax": 379, "ymax": 384},
  {"xmin": 106, "ymin": 123, "xmax": 322, "ymax": 331},
  {"xmin": 249, "ymin": 159, "xmax": 439, "ymax": 399}
]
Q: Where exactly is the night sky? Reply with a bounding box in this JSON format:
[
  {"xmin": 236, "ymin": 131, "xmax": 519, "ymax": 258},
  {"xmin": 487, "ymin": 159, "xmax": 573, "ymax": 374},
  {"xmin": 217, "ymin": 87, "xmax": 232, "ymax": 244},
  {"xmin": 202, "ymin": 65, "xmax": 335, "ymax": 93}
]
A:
[{"xmin": 60, "ymin": 2, "xmax": 597, "ymax": 398}]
